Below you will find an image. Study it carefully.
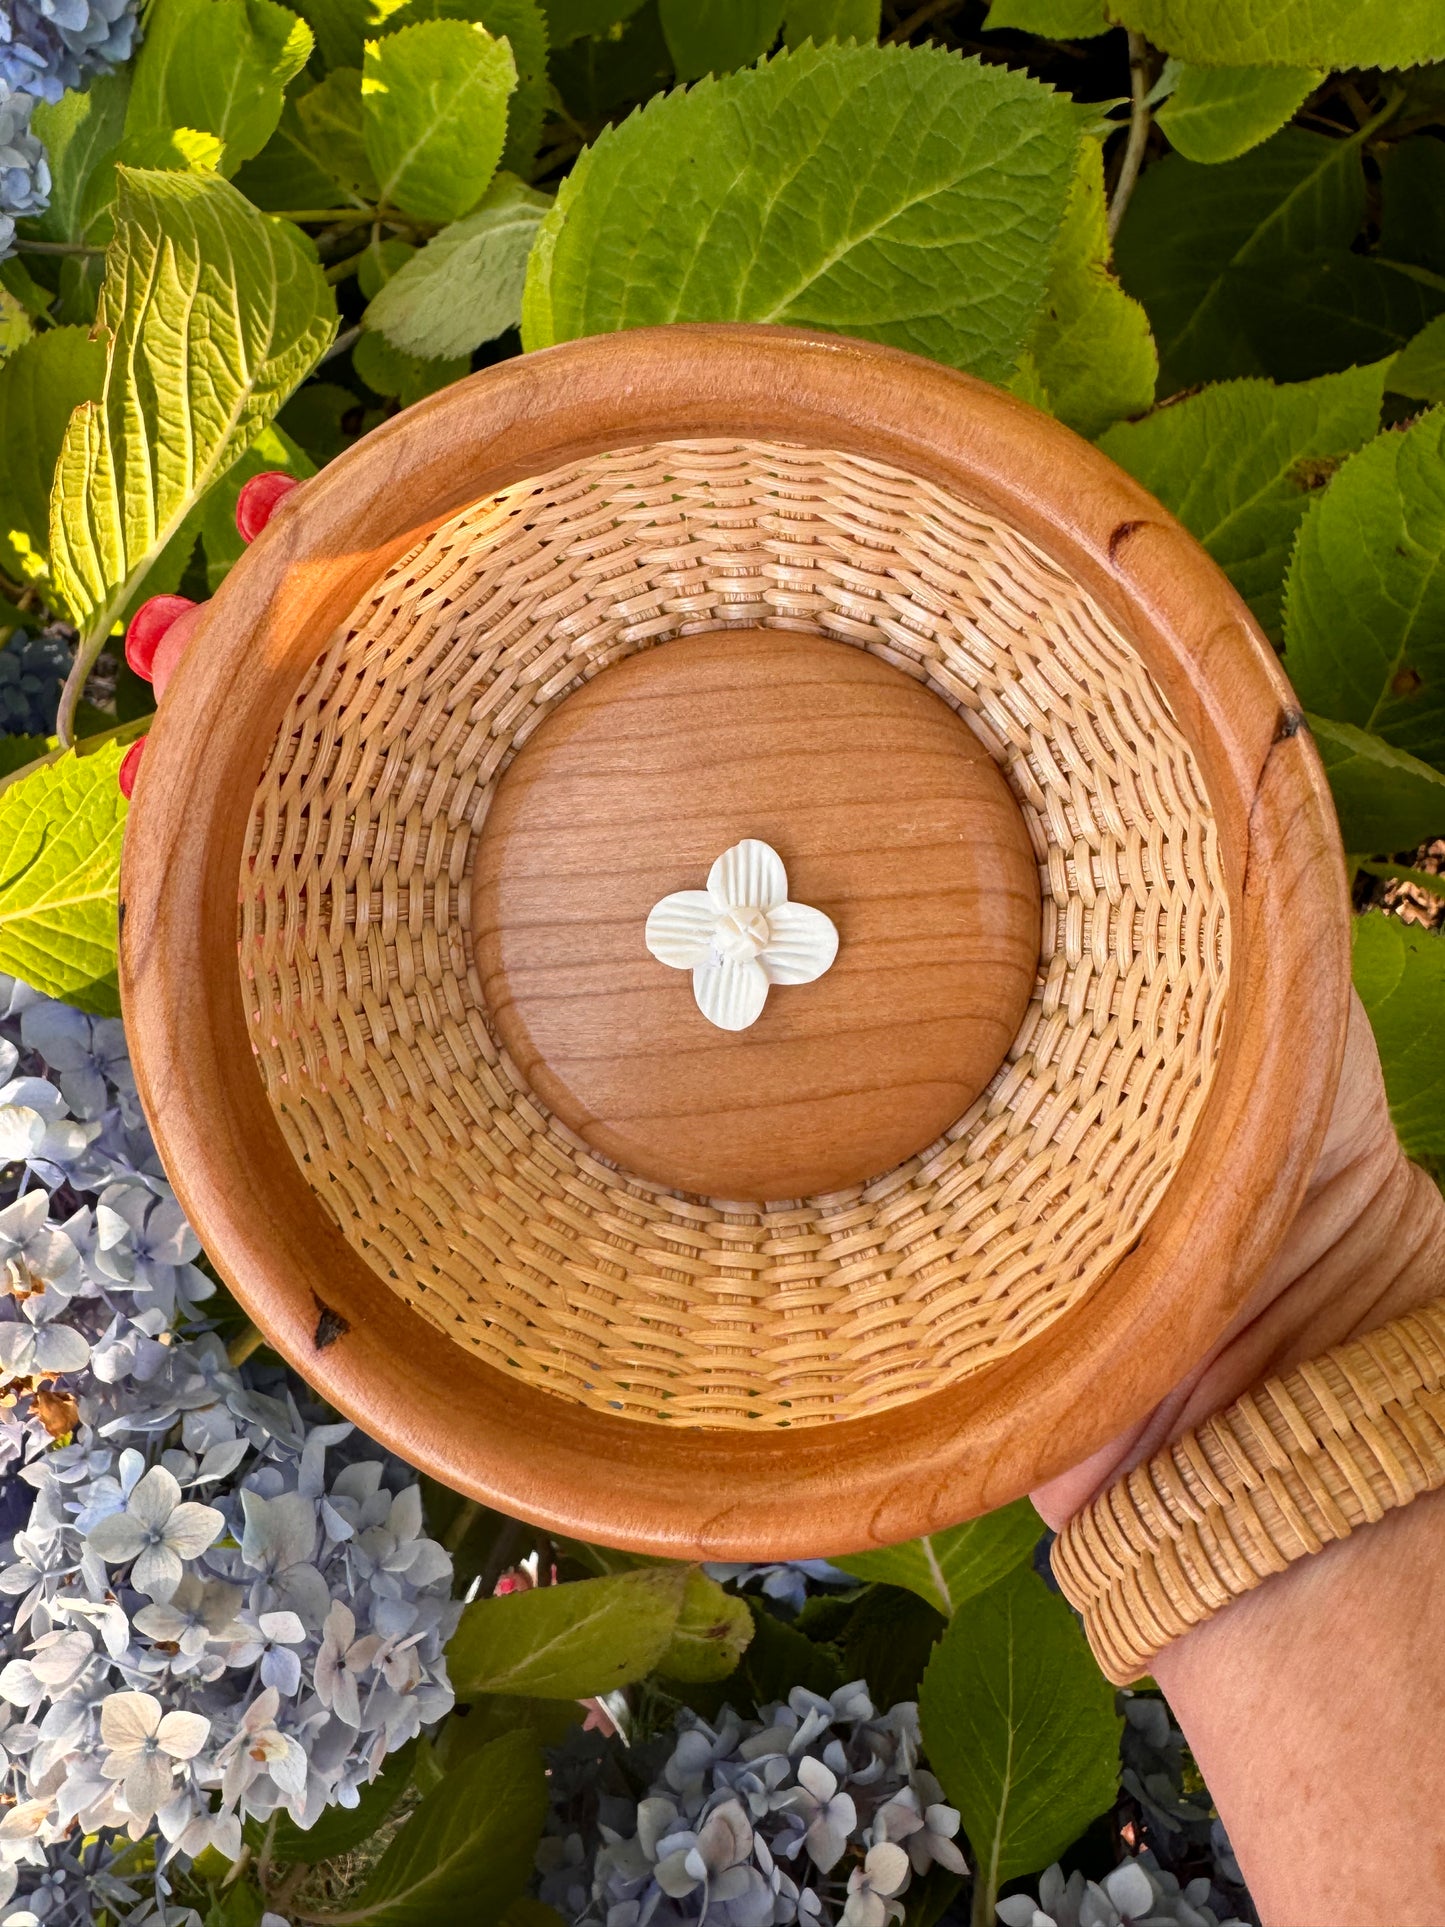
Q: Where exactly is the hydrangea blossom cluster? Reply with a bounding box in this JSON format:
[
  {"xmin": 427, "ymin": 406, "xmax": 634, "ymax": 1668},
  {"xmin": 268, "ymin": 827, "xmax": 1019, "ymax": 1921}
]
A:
[
  {"xmin": 0, "ymin": 0, "xmax": 137, "ymax": 102},
  {"xmin": 0, "ymin": 631, "xmax": 71, "ymax": 738},
  {"xmin": 539, "ymin": 1681, "xmax": 966, "ymax": 1926},
  {"xmin": 0, "ymin": 977, "xmax": 459, "ymax": 1921},
  {"xmin": 0, "ymin": 78, "xmax": 49, "ymax": 261},
  {"xmin": 996, "ymin": 1855, "xmax": 1245, "ymax": 1927}
]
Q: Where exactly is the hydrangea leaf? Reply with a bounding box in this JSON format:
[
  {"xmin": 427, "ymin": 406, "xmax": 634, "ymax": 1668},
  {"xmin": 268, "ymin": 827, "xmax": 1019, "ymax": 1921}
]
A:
[
  {"xmin": 1115, "ymin": 127, "xmax": 1367, "ymax": 392},
  {"xmin": 1352, "ymin": 914, "xmax": 1445, "ymax": 1161},
  {"xmin": 1309, "ymin": 717, "xmax": 1445, "ymax": 856},
  {"xmin": 447, "ymin": 1567, "xmax": 688, "ymax": 1698},
  {"xmin": 920, "ymin": 1566, "xmax": 1121, "ymax": 1896},
  {"xmin": 1023, "ymin": 135, "xmax": 1156, "ymax": 438},
  {"xmin": 1390, "ymin": 313, "xmax": 1445, "ymax": 405},
  {"xmin": 364, "ymin": 174, "xmax": 550, "ymax": 358},
  {"xmin": 659, "ymin": 0, "xmax": 784, "ymax": 78},
  {"xmin": 982, "ymin": 0, "xmax": 1110, "ymax": 34},
  {"xmin": 0, "ymin": 326, "xmax": 106, "ymax": 590},
  {"xmin": 352, "ymin": 329, "xmax": 469, "ymax": 404},
  {"xmin": 522, "ymin": 41, "xmax": 1079, "ymax": 384},
  {"xmin": 1108, "ymin": 0, "xmax": 1445, "ymax": 70},
  {"xmin": 831, "ymin": 1499, "xmax": 1041, "ymax": 1616},
  {"xmin": 232, "ymin": 90, "xmax": 358, "ymax": 212},
  {"xmin": 381, "ymin": 0, "xmax": 550, "ymax": 175},
  {"xmin": 29, "ymin": 68, "xmax": 131, "ymax": 244},
  {"xmin": 1097, "ymin": 360, "xmax": 1386, "ymax": 640},
  {"xmin": 542, "ymin": 0, "xmax": 645, "ymax": 48},
  {"xmin": 656, "ymin": 1568, "xmax": 754, "ymax": 1683},
  {"xmin": 124, "ymin": 0, "xmax": 315, "ymax": 174},
  {"xmin": 1283, "ymin": 406, "xmax": 1445, "ymax": 765},
  {"xmin": 47, "ymin": 168, "xmax": 336, "ymax": 740},
  {"xmin": 362, "ymin": 19, "xmax": 517, "ymax": 224},
  {"xmin": 266, "ymin": 1738, "xmax": 417, "ymax": 1865},
  {"xmin": 296, "ymin": 68, "xmax": 378, "ymax": 200},
  {"xmin": 1156, "ymin": 62, "xmax": 1320, "ymax": 164},
  {"xmin": 342, "ymin": 1730, "xmax": 547, "ymax": 1925},
  {"xmin": 1242, "ymin": 249, "xmax": 1445, "ymax": 386},
  {"xmin": 0, "ymin": 743, "xmax": 127, "ymax": 1015},
  {"xmin": 1380, "ymin": 137, "xmax": 1445, "ymax": 280},
  {"xmin": 783, "ymin": 0, "xmax": 880, "ymax": 48}
]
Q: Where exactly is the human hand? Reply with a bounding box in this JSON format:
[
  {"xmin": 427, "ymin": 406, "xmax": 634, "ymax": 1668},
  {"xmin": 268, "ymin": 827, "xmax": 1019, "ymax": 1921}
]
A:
[{"xmin": 1033, "ymin": 989, "xmax": 1445, "ymax": 1527}]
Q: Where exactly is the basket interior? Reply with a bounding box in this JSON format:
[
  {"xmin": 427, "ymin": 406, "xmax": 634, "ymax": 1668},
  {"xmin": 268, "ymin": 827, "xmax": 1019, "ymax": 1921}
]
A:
[{"xmin": 239, "ymin": 438, "xmax": 1229, "ymax": 1429}]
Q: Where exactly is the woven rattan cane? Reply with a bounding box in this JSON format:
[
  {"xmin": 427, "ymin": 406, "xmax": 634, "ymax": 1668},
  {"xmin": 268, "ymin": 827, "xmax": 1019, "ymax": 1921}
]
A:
[
  {"xmin": 121, "ymin": 326, "xmax": 1350, "ymax": 1556},
  {"xmin": 1053, "ymin": 1296, "xmax": 1445, "ymax": 1684},
  {"xmin": 240, "ymin": 438, "xmax": 1226, "ymax": 1430}
]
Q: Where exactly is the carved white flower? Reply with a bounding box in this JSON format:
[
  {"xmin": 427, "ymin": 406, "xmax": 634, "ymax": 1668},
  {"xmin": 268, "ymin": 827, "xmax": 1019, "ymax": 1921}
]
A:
[{"xmin": 644, "ymin": 839, "xmax": 838, "ymax": 1032}]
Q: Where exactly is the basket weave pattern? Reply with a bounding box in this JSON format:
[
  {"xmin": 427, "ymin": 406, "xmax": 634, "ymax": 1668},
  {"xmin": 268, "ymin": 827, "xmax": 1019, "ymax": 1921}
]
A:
[{"xmin": 240, "ymin": 440, "xmax": 1229, "ymax": 1428}]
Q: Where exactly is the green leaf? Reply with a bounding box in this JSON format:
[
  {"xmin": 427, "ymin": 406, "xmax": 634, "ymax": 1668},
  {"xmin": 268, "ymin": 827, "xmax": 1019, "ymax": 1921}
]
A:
[
  {"xmin": 740, "ymin": 1598, "xmax": 846, "ymax": 1704},
  {"xmin": 446, "ymin": 1568, "xmax": 688, "ymax": 1698},
  {"xmin": 1391, "ymin": 313, "xmax": 1445, "ymax": 404},
  {"xmin": 352, "ymin": 328, "xmax": 470, "ymax": 403},
  {"xmin": 840, "ymin": 1585, "xmax": 946, "ymax": 1709},
  {"xmin": 1310, "ymin": 715, "xmax": 1445, "ymax": 856},
  {"xmin": 1023, "ymin": 134, "xmax": 1156, "ymax": 438},
  {"xmin": 542, "ymin": 0, "xmax": 645, "ymax": 47},
  {"xmin": 1352, "ymin": 913, "xmax": 1445, "ymax": 1160},
  {"xmin": 268, "ymin": 1739, "xmax": 417, "ymax": 1865},
  {"xmin": 1157, "ymin": 62, "xmax": 1320, "ymax": 165},
  {"xmin": 296, "ymin": 68, "xmax": 379, "ymax": 199},
  {"xmin": 920, "ymin": 1566, "xmax": 1120, "ymax": 1900},
  {"xmin": 1359, "ymin": 860, "xmax": 1445, "ymax": 900},
  {"xmin": 783, "ymin": 0, "xmax": 879, "ymax": 48},
  {"xmin": 0, "ymin": 737, "xmax": 51, "ymax": 783},
  {"xmin": 1240, "ymin": 249, "xmax": 1445, "ymax": 385},
  {"xmin": 984, "ymin": 0, "xmax": 1109, "ymax": 32},
  {"xmin": 1283, "ymin": 407, "xmax": 1445, "ymax": 764},
  {"xmin": 430, "ymin": 1693, "xmax": 583, "ymax": 1771},
  {"xmin": 0, "ymin": 326, "xmax": 106, "ymax": 590},
  {"xmin": 657, "ymin": 1568, "xmax": 754, "ymax": 1682},
  {"xmin": 30, "ymin": 69, "xmax": 131, "ymax": 244},
  {"xmin": 1097, "ymin": 360, "xmax": 1386, "ymax": 640},
  {"xmin": 659, "ymin": 0, "xmax": 784, "ymax": 77},
  {"xmin": 831, "ymin": 1499, "xmax": 1042, "ymax": 1616},
  {"xmin": 364, "ymin": 174, "xmax": 548, "ymax": 357},
  {"xmin": 342, "ymin": 1730, "xmax": 546, "ymax": 1925},
  {"xmin": 501, "ymin": 1905, "xmax": 566, "ymax": 1927},
  {"xmin": 125, "ymin": 0, "xmax": 314, "ymax": 174},
  {"xmin": 48, "ymin": 167, "xmax": 336, "ymax": 721},
  {"xmin": 382, "ymin": 0, "xmax": 551, "ymax": 175},
  {"xmin": 1115, "ymin": 126, "xmax": 1366, "ymax": 392},
  {"xmin": 232, "ymin": 93, "xmax": 350, "ymax": 210},
  {"xmin": 523, "ymin": 41, "xmax": 1079, "ymax": 384},
  {"xmin": 0, "ymin": 744, "xmax": 128, "ymax": 1013},
  {"xmin": 1108, "ymin": 0, "xmax": 1445, "ymax": 70},
  {"xmin": 0, "ymin": 290, "xmax": 31, "ymax": 363},
  {"xmin": 1380, "ymin": 137, "xmax": 1445, "ymax": 280},
  {"xmin": 362, "ymin": 19, "xmax": 517, "ymax": 223}
]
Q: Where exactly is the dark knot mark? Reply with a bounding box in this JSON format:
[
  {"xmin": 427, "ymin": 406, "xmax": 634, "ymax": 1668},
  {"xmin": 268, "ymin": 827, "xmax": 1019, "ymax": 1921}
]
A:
[
  {"xmin": 1108, "ymin": 519, "xmax": 1148, "ymax": 564},
  {"xmin": 1273, "ymin": 708, "xmax": 1305, "ymax": 743},
  {"xmin": 312, "ymin": 1294, "xmax": 350, "ymax": 1351}
]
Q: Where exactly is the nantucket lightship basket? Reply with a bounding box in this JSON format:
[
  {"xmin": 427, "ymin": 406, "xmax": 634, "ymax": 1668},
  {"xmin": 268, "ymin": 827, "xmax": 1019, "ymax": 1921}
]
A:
[{"xmin": 119, "ymin": 325, "xmax": 1350, "ymax": 1559}]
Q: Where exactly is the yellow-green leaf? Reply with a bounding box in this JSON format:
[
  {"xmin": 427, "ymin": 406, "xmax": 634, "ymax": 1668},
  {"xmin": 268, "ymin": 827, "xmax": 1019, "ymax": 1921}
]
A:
[{"xmin": 362, "ymin": 19, "xmax": 517, "ymax": 223}]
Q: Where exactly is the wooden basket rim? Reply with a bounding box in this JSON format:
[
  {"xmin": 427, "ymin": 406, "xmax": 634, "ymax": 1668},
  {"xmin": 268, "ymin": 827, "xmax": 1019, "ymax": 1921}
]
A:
[{"xmin": 119, "ymin": 324, "xmax": 1350, "ymax": 1559}]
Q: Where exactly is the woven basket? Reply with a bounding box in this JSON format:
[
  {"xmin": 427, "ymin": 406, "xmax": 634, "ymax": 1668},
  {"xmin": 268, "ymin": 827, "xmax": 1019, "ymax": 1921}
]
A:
[{"xmin": 120, "ymin": 326, "xmax": 1350, "ymax": 1558}]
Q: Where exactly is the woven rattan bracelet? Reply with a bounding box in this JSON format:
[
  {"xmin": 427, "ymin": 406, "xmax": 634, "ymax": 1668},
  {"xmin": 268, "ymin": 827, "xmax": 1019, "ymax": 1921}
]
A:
[{"xmin": 1051, "ymin": 1296, "xmax": 1445, "ymax": 1684}]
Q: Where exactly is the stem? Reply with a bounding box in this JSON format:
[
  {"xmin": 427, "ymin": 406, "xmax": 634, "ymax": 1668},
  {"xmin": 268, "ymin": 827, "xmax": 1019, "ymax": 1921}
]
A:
[
  {"xmin": 971, "ymin": 1873, "xmax": 998, "ymax": 1927},
  {"xmin": 255, "ymin": 1811, "xmax": 279, "ymax": 1890},
  {"xmin": 270, "ymin": 207, "xmax": 377, "ymax": 224},
  {"xmin": 442, "ymin": 1497, "xmax": 481, "ymax": 1553},
  {"xmin": 221, "ymin": 1841, "xmax": 253, "ymax": 1889},
  {"xmin": 226, "ymin": 1321, "xmax": 266, "ymax": 1366},
  {"xmin": 1108, "ymin": 31, "xmax": 1153, "ymax": 244},
  {"xmin": 320, "ymin": 323, "xmax": 362, "ymax": 366},
  {"xmin": 17, "ymin": 239, "xmax": 105, "ymax": 257}
]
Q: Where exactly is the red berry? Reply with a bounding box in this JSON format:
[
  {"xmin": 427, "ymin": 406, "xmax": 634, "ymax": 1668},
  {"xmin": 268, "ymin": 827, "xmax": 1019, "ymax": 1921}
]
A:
[
  {"xmin": 150, "ymin": 600, "xmax": 207, "ymax": 699},
  {"xmin": 118, "ymin": 736, "xmax": 146, "ymax": 798},
  {"xmin": 236, "ymin": 470, "xmax": 300, "ymax": 544},
  {"xmin": 124, "ymin": 595, "xmax": 196, "ymax": 681}
]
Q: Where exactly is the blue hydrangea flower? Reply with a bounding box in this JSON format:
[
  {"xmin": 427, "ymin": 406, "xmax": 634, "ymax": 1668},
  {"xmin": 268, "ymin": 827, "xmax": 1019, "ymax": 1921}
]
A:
[
  {"xmin": 0, "ymin": 0, "xmax": 138, "ymax": 103},
  {"xmin": 0, "ymin": 631, "xmax": 71, "ymax": 738},
  {"xmin": 0, "ymin": 78, "xmax": 48, "ymax": 260}
]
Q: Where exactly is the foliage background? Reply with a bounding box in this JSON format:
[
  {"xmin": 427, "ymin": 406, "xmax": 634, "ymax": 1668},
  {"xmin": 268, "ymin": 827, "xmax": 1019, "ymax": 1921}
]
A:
[{"xmin": 0, "ymin": 0, "xmax": 1443, "ymax": 1921}]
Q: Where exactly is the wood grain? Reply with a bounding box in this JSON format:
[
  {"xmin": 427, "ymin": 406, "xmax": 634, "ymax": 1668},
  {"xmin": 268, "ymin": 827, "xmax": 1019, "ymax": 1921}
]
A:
[
  {"xmin": 118, "ymin": 324, "xmax": 1350, "ymax": 1558},
  {"xmin": 472, "ymin": 631, "xmax": 1040, "ymax": 1200}
]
